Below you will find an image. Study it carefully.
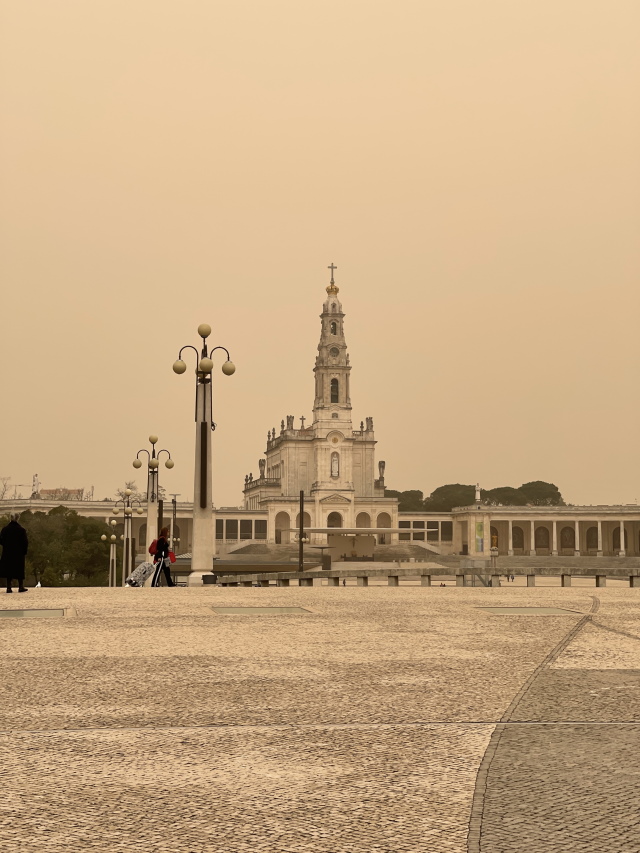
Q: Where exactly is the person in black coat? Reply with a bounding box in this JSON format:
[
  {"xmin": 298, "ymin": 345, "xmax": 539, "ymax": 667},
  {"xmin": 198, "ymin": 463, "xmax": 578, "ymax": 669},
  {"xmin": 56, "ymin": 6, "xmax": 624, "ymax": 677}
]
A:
[
  {"xmin": 0, "ymin": 514, "xmax": 29, "ymax": 593},
  {"xmin": 151, "ymin": 526, "xmax": 175, "ymax": 587}
]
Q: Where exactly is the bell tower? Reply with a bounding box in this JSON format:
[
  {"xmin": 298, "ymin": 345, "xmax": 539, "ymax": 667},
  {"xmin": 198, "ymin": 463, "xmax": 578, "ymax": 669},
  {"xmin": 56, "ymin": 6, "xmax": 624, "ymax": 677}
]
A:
[{"xmin": 313, "ymin": 264, "xmax": 352, "ymax": 429}]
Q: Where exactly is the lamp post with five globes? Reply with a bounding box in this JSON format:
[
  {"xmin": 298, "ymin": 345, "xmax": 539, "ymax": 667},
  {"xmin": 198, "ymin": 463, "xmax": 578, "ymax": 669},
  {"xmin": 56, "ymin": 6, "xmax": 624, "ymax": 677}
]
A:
[
  {"xmin": 173, "ymin": 324, "xmax": 235, "ymax": 581},
  {"xmin": 111, "ymin": 488, "xmax": 144, "ymax": 586},
  {"xmin": 132, "ymin": 435, "xmax": 174, "ymax": 554}
]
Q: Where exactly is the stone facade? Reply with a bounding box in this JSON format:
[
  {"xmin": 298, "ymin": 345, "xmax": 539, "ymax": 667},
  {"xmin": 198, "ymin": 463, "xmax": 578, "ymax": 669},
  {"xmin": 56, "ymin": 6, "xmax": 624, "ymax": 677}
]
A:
[{"xmin": 242, "ymin": 276, "xmax": 398, "ymax": 543}]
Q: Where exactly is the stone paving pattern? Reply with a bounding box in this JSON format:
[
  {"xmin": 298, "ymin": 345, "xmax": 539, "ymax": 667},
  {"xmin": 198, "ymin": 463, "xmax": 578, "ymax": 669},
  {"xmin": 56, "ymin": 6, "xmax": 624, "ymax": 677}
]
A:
[{"xmin": 0, "ymin": 584, "xmax": 637, "ymax": 852}]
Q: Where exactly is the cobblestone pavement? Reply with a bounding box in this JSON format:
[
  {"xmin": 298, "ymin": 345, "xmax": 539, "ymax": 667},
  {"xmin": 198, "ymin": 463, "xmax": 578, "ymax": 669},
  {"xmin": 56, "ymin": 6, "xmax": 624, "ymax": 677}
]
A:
[{"xmin": 0, "ymin": 585, "xmax": 637, "ymax": 852}]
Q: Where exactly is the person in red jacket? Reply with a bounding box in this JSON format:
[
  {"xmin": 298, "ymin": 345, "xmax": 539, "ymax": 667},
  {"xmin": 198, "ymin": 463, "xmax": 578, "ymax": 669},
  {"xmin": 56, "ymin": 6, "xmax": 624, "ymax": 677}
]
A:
[{"xmin": 152, "ymin": 527, "xmax": 175, "ymax": 587}]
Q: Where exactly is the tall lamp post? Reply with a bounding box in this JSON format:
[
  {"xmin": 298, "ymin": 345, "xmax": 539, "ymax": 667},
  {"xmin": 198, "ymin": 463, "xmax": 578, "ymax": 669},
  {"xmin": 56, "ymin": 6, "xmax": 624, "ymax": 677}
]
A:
[
  {"xmin": 169, "ymin": 493, "xmax": 181, "ymax": 553},
  {"xmin": 100, "ymin": 519, "xmax": 119, "ymax": 587},
  {"xmin": 295, "ymin": 490, "xmax": 310, "ymax": 573},
  {"xmin": 111, "ymin": 488, "xmax": 144, "ymax": 586},
  {"xmin": 132, "ymin": 435, "xmax": 174, "ymax": 553},
  {"xmin": 173, "ymin": 324, "xmax": 235, "ymax": 582}
]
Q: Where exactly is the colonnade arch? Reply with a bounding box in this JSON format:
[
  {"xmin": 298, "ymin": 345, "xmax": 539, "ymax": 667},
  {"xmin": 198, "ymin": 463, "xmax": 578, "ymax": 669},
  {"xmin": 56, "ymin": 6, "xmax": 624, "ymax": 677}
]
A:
[
  {"xmin": 327, "ymin": 511, "xmax": 343, "ymax": 528},
  {"xmin": 356, "ymin": 512, "xmax": 371, "ymax": 528},
  {"xmin": 275, "ymin": 511, "xmax": 290, "ymax": 544}
]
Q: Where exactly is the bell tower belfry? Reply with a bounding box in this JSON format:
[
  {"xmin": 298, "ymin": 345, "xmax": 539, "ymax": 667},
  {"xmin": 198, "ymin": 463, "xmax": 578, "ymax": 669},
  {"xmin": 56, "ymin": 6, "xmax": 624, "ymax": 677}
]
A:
[{"xmin": 313, "ymin": 264, "xmax": 352, "ymax": 429}]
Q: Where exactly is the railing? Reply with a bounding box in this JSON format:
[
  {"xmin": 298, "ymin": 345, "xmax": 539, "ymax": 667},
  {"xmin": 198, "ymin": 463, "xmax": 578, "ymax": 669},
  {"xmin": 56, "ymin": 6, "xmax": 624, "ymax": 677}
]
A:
[{"xmin": 243, "ymin": 477, "xmax": 281, "ymax": 491}]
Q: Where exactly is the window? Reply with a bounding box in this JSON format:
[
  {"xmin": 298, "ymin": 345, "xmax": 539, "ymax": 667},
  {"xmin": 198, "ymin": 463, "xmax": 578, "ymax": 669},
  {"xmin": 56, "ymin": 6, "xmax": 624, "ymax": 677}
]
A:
[
  {"xmin": 441, "ymin": 521, "xmax": 453, "ymax": 541},
  {"xmin": 412, "ymin": 520, "xmax": 425, "ymax": 541},
  {"xmin": 330, "ymin": 378, "xmax": 339, "ymax": 403},
  {"xmin": 399, "ymin": 520, "xmax": 411, "ymax": 541},
  {"xmin": 225, "ymin": 519, "xmax": 238, "ymax": 540},
  {"xmin": 427, "ymin": 521, "xmax": 439, "ymax": 542},
  {"xmin": 216, "ymin": 519, "xmax": 224, "ymax": 540},
  {"xmin": 255, "ymin": 520, "xmax": 267, "ymax": 540},
  {"xmin": 330, "ymin": 321, "xmax": 337, "ymax": 335},
  {"xmin": 240, "ymin": 519, "xmax": 252, "ymax": 540}
]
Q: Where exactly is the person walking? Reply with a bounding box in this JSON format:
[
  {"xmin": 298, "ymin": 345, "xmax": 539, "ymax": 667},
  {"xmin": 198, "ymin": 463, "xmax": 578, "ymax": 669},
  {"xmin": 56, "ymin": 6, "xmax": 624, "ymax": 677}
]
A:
[
  {"xmin": 0, "ymin": 513, "xmax": 29, "ymax": 593},
  {"xmin": 151, "ymin": 527, "xmax": 175, "ymax": 587}
]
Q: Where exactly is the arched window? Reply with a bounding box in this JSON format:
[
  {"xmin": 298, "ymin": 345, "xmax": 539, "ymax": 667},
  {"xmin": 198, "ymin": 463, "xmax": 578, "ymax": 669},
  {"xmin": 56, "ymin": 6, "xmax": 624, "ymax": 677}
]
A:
[
  {"xmin": 330, "ymin": 321, "xmax": 337, "ymax": 335},
  {"xmin": 330, "ymin": 378, "xmax": 339, "ymax": 403},
  {"xmin": 327, "ymin": 512, "xmax": 342, "ymax": 528}
]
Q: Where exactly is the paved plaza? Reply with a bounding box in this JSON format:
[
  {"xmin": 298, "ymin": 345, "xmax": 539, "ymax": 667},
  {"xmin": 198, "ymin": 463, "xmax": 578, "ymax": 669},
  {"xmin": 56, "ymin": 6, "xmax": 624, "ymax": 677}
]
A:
[{"xmin": 0, "ymin": 583, "xmax": 638, "ymax": 852}]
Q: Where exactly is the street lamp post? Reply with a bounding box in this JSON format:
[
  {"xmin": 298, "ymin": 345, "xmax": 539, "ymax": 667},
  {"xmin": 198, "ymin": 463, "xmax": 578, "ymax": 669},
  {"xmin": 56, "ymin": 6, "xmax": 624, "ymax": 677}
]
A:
[
  {"xmin": 296, "ymin": 489, "xmax": 310, "ymax": 573},
  {"xmin": 169, "ymin": 493, "xmax": 181, "ymax": 553},
  {"xmin": 100, "ymin": 520, "xmax": 119, "ymax": 587},
  {"xmin": 133, "ymin": 435, "xmax": 174, "ymax": 553},
  {"xmin": 111, "ymin": 488, "xmax": 144, "ymax": 586},
  {"xmin": 173, "ymin": 325, "xmax": 235, "ymax": 582}
]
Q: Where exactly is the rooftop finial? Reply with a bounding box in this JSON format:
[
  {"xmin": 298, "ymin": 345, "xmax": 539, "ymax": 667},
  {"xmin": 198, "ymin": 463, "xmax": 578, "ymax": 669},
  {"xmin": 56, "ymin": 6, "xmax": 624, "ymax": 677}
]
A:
[{"xmin": 326, "ymin": 263, "xmax": 339, "ymax": 295}]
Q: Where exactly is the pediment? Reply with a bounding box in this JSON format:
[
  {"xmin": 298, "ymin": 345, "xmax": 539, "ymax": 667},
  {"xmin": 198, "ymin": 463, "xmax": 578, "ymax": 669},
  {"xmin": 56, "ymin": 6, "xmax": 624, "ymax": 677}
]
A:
[{"xmin": 319, "ymin": 493, "xmax": 352, "ymax": 505}]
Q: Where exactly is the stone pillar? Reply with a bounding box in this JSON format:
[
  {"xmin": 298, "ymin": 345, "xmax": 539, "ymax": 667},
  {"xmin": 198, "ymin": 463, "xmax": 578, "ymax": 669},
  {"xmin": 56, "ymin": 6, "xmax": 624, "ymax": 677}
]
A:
[
  {"xmin": 526, "ymin": 574, "xmax": 536, "ymax": 587},
  {"xmin": 356, "ymin": 576, "xmax": 368, "ymax": 587},
  {"xmin": 299, "ymin": 577, "xmax": 314, "ymax": 587},
  {"xmin": 277, "ymin": 578, "xmax": 290, "ymax": 587},
  {"xmin": 561, "ymin": 574, "xmax": 571, "ymax": 587},
  {"xmin": 619, "ymin": 520, "xmax": 626, "ymax": 557},
  {"xmin": 552, "ymin": 520, "xmax": 558, "ymax": 556},
  {"xmin": 630, "ymin": 576, "xmax": 640, "ymax": 588},
  {"xmin": 595, "ymin": 574, "xmax": 606, "ymax": 587},
  {"xmin": 388, "ymin": 575, "xmax": 399, "ymax": 586},
  {"xmin": 259, "ymin": 579, "xmax": 270, "ymax": 586},
  {"xmin": 574, "ymin": 520, "xmax": 580, "ymax": 556},
  {"xmin": 530, "ymin": 520, "xmax": 536, "ymax": 556},
  {"xmin": 327, "ymin": 577, "xmax": 339, "ymax": 586},
  {"xmin": 597, "ymin": 520, "xmax": 603, "ymax": 556},
  {"xmin": 490, "ymin": 574, "xmax": 501, "ymax": 587},
  {"xmin": 508, "ymin": 520, "xmax": 514, "ymax": 556},
  {"xmin": 456, "ymin": 574, "xmax": 465, "ymax": 587},
  {"xmin": 241, "ymin": 580, "xmax": 253, "ymax": 587},
  {"xmin": 420, "ymin": 574, "xmax": 432, "ymax": 586}
]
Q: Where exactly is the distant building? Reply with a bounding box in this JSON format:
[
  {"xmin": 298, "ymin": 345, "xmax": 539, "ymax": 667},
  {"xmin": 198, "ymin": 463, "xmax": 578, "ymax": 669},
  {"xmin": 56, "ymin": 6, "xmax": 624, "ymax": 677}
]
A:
[{"xmin": 242, "ymin": 275, "xmax": 398, "ymax": 552}]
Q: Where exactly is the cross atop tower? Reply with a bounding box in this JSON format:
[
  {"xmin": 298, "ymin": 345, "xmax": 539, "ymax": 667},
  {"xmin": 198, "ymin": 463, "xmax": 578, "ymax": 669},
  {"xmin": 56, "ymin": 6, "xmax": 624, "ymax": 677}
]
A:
[{"xmin": 328, "ymin": 263, "xmax": 337, "ymax": 284}]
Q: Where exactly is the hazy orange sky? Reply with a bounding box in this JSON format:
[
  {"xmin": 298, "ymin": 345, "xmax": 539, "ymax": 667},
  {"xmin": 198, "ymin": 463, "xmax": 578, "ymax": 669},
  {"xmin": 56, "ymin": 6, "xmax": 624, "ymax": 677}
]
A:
[{"xmin": 1, "ymin": 1, "xmax": 639, "ymax": 507}]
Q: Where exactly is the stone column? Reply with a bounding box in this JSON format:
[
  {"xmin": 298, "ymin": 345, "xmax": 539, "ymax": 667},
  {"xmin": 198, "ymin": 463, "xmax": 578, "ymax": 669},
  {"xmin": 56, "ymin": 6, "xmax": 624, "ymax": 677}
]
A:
[
  {"xmin": 529, "ymin": 520, "xmax": 536, "ymax": 556},
  {"xmin": 619, "ymin": 520, "xmax": 626, "ymax": 557},
  {"xmin": 574, "ymin": 519, "xmax": 580, "ymax": 557},
  {"xmin": 597, "ymin": 520, "xmax": 603, "ymax": 557},
  {"xmin": 508, "ymin": 520, "xmax": 513, "ymax": 556},
  {"xmin": 552, "ymin": 520, "xmax": 558, "ymax": 556}
]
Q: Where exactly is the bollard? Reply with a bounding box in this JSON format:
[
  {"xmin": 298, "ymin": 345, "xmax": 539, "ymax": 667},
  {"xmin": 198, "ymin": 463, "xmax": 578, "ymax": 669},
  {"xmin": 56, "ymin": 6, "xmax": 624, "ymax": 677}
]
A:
[
  {"xmin": 561, "ymin": 574, "xmax": 572, "ymax": 587},
  {"xmin": 357, "ymin": 576, "xmax": 369, "ymax": 587},
  {"xmin": 277, "ymin": 579, "xmax": 290, "ymax": 587},
  {"xmin": 456, "ymin": 575, "xmax": 465, "ymax": 587},
  {"xmin": 388, "ymin": 576, "xmax": 399, "ymax": 587},
  {"xmin": 526, "ymin": 575, "xmax": 536, "ymax": 587},
  {"xmin": 595, "ymin": 575, "xmax": 606, "ymax": 588},
  {"xmin": 420, "ymin": 575, "xmax": 432, "ymax": 587},
  {"xmin": 327, "ymin": 577, "xmax": 340, "ymax": 587}
]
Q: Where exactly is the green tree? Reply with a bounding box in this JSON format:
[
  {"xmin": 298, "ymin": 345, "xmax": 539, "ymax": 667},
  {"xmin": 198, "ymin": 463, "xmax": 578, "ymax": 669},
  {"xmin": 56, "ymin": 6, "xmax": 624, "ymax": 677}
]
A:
[
  {"xmin": 14, "ymin": 507, "xmax": 114, "ymax": 586},
  {"xmin": 483, "ymin": 486, "xmax": 528, "ymax": 506},
  {"xmin": 384, "ymin": 489, "xmax": 425, "ymax": 511},
  {"xmin": 424, "ymin": 484, "xmax": 476, "ymax": 512},
  {"xmin": 518, "ymin": 481, "xmax": 565, "ymax": 506}
]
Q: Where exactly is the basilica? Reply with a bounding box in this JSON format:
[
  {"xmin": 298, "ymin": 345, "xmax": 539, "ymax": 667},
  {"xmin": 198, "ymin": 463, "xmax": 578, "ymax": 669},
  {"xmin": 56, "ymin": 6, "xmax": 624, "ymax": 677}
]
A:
[{"xmin": 241, "ymin": 270, "xmax": 398, "ymax": 554}]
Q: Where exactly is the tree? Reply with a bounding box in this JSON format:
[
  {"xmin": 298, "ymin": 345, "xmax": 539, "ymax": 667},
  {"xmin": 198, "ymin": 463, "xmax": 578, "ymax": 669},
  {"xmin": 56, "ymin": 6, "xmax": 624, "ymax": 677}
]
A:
[
  {"xmin": 384, "ymin": 489, "xmax": 425, "ymax": 511},
  {"xmin": 518, "ymin": 481, "xmax": 565, "ymax": 506},
  {"xmin": 12, "ymin": 507, "xmax": 114, "ymax": 586},
  {"xmin": 483, "ymin": 486, "xmax": 528, "ymax": 506},
  {"xmin": 0, "ymin": 477, "xmax": 11, "ymax": 500},
  {"xmin": 424, "ymin": 484, "xmax": 476, "ymax": 512}
]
